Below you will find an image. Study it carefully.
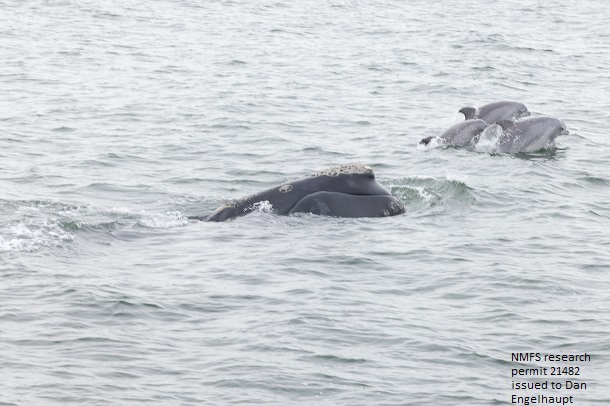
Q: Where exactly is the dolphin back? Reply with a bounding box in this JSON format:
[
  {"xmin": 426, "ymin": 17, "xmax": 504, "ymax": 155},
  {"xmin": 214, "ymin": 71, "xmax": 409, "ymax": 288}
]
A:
[
  {"xmin": 437, "ymin": 119, "xmax": 488, "ymax": 147},
  {"xmin": 461, "ymin": 101, "xmax": 529, "ymax": 124}
]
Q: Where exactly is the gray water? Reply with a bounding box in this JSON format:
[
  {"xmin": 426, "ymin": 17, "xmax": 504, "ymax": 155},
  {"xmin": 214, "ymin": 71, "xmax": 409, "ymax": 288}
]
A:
[{"xmin": 1, "ymin": 0, "xmax": 609, "ymax": 404}]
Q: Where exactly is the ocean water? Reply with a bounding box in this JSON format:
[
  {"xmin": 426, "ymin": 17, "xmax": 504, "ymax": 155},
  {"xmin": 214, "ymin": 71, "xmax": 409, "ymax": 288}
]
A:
[{"xmin": 1, "ymin": 0, "xmax": 609, "ymax": 404}]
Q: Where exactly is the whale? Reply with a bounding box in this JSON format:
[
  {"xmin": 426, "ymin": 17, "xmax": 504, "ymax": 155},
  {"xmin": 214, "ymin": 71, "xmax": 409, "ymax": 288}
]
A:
[
  {"xmin": 419, "ymin": 119, "xmax": 488, "ymax": 147},
  {"xmin": 459, "ymin": 101, "xmax": 530, "ymax": 124},
  {"xmin": 494, "ymin": 116, "xmax": 568, "ymax": 153},
  {"xmin": 196, "ymin": 164, "xmax": 406, "ymax": 222}
]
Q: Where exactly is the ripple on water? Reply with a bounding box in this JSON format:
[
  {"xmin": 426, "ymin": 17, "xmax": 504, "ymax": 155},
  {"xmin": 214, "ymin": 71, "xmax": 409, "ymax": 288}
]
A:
[
  {"xmin": 389, "ymin": 174, "xmax": 476, "ymax": 213},
  {"xmin": 0, "ymin": 199, "xmax": 189, "ymax": 253},
  {"xmin": 2, "ymin": 0, "xmax": 610, "ymax": 405}
]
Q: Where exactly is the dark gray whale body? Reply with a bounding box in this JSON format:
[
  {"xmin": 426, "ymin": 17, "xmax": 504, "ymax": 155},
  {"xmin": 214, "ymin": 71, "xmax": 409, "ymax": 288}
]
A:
[
  {"xmin": 460, "ymin": 101, "xmax": 530, "ymax": 124},
  {"xmin": 198, "ymin": 164, "xmax": 405, "ymax": 222}
]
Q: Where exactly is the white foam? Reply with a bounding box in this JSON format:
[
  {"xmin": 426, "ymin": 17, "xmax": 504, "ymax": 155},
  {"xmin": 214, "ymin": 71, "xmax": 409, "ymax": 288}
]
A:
[
  {"xmin": 446, "ymin": 172, "xmax": 469, "ymax": 184},
  {"xmin": 136, "ymin": 211, "xmax": 189, "ymax": 228},
  {"xmin": 454, "ymin": 112, "xmax": 467, "ymax": 124},
  {"xmin": 407, "ymin": 174, "xmax": 440, "ymax": 181},
  {"xmin": 474, "ymin": 124, "xmax": 502, "ymax": 153},
  {"xmin": 408, "ymin": 186, "xmax": 439, "ymax": 203},
  {"xmin": 417, "ymin": 136, "xmax": 446, "ymax": 150},
  {"xmin": 1, "ymin": 202, "xmax": 194, "ymax": 252},
  {"xmin": 250, "ymin": 200, "xmax": 274, "ymax": 213},
  {"xmin": 0, "ymin": 218, "xmax": 75, "ymax": 253}
]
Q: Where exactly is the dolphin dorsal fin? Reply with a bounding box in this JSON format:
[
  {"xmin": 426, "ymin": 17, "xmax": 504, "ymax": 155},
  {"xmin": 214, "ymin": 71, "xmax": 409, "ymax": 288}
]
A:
[
  {"xmin": 459, "ymin": 106, "xmax": 478, "ymax": 120},
  {"xmin": 496, "ymin": 119, "xmax": 517, "ymax": 132}
]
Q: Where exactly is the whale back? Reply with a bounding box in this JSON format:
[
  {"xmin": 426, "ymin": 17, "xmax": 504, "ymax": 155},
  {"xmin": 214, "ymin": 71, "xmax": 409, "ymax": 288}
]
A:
[{"xmin": 203, "ymin": 164, "xmax": 393, "ymax": 222}]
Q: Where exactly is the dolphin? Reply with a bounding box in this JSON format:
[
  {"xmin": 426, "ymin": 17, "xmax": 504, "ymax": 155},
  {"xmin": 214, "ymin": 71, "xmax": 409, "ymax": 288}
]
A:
[
  {"xmin": 419, "ymin": 119, "xmax": 488, "ymax": 147},
  {"xmin": 459, "ymin": 101, "xmax": 530, "ymax": 124},
  {"xmin": 195, "ymin": 164, "xmax": 406, "ymax": 222},
  {"xmin": 494, "ymin": 116, "xmax": 568, "ymax": 153}
]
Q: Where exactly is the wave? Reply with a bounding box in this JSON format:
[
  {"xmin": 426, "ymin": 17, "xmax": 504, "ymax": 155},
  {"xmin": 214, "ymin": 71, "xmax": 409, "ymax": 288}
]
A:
[
  {"xmin": 387, "ymin": 174, "xmax": 476, "ymax": 214},
  {"xmin": 0, "ymin": 199, "xmax": 188, "ymax": 253}
]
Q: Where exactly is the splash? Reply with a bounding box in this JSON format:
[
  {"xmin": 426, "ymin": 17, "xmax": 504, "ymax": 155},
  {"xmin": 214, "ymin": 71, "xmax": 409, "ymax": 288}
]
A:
[
  {"xmin": 0, "ymin": 215, "xmax": 75, "ymax": 253},
  {"xmin": 474, "ymin": 124, "xmax": 503, "ymax": 153},
  {"xmin": 417, "ymin": 136, "xmax": 445, "ymax": 150},
  {"xmin": 389, "ymin": 173, "xmax": 475, "ymax": 212},
  {"xmin": 0, "ymin": 200, "xmax": 189, "ymax": 252},
  {"xmin": 137, "ymin": 211, "xmax": 189, "ymax": 228},
  {"xmin": 250, "ymin": 200, "xmax": 274, "ymax": 213}
]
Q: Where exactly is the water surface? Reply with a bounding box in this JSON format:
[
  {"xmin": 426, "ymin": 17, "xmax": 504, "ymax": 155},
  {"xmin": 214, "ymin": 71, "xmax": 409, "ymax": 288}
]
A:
[{"xmin": 1, "ymin": 0, "xmax": 609, "ymax": 404}]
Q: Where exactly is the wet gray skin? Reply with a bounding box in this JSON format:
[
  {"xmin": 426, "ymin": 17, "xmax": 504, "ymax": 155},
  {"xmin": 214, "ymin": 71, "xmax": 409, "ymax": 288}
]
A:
[
  {"xmin": 495, "ymin": 116, "xmax": 569, "ymax": 153},
  {"xmin": 196, "ymin": 164, "xmax": 406, "ymax": 222},
  {"xmin": 420, "ymin": 119, "xmax": 488, "ymax": 147},
  {"xmin": 459, "ymin": 101, "xmax": 530, "ymax": 124}
]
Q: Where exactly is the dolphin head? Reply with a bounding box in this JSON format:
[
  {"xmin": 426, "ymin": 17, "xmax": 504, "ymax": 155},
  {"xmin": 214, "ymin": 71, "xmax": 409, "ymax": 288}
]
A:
[
  {"xmin": 543, "ymin": 118, "xmax": 568, "ymax": 139},
  {"xmin": 513, "ymin": 102, "xmax": 530, "ymax": 119},
  {"xmin": 500, "ymin": 116, "xmax": 568, "ymax": 152},
  {"xmin": 489, "ymin": 101, "xmax": 530, "ymax": 123},
  {"xmin": 559, "ymin": 120, "xmax": 569, "ymax": 135},
  {"xmin": 525, "ymin": 117, "xmax": 567, "ymax": 139}
]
